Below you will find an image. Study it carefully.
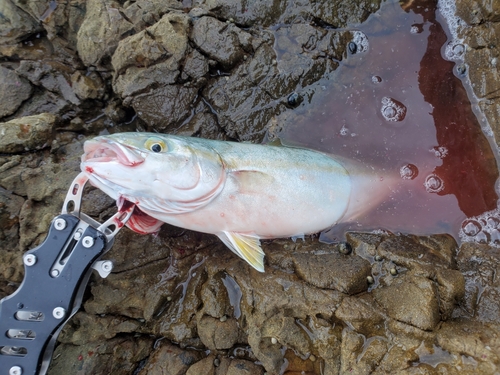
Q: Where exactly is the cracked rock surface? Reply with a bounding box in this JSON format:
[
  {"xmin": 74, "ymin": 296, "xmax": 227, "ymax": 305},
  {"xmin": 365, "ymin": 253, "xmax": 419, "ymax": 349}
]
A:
[{"xmin": 0, "ymin": 0, "xmax": 499, "ymax": 374}]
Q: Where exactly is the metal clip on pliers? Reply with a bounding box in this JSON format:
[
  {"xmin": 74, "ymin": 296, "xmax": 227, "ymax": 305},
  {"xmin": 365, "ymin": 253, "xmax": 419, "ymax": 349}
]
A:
[{"xmin": 0, "ymin": 172, "xmax": 134, "ymax": 375}]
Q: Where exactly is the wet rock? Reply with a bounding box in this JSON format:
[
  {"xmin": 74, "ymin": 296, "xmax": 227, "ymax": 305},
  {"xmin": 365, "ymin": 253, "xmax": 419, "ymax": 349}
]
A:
[
  {"xmin": 174, "ymin": 112, "xmax": 226, "ymax": 140},
  {"xmin": 456, "ymin": 242, "xmax": 500, "ymax": 323},
  {"xmin": 191, "ymin": 17, "xmax": 250, "ymax": 69},
  {"xmin": 0, "ymin": 187, "xmax": 24, "ymax": 251},
  {"xmin": 138, "ymin": 341, "xmax": 202, "ymax": 375},
  {"xmin": 184, "ymin": 49, "xmax": 209, "ymax": 81},
  {"xmin": 293, "ymin": 248, "xmax": 371, "ymax": 295},
  {"xmin": 122, "ymin": 0, "xmax": 184, "ymax": 32},
  {"xmin": 76, "ymin": 0, "xmax": 134, "ymax": 68},
  {"xmin": 0, "ymin": 113, "xmax": 56, "ymax": 153},
  {"xmin": 376, "ymin": 234, "xmax": 456, "ymax": 270},
  {"xmin": 0, "ymin": 251, "xmax": 23, "ymax": 299},
  {"xmin": 372, "ymin": 274, "xmax": 440, "ymax": 331},
  {"xmin": 17, "ymin": 60, "xmax": 80, "ymax": 105},
  {"xmin": 205, "ymin": 0, "xmax": 380, "ymax": 28},
  {"xmin": 113, "ymin": 12, "xmax": 189, "ymax": 76},
  {"xmin": 130, "ymin": 85, "xmax": 198, "ymax": 130},
  {"xmin": 58, "ymin": 312, "xmax": 142, "ymax": 345},
  {"xmin": 437, "ymin": 319, "xmax": 500, "ymax": 373},
  {"xmin": 71, "ymin": 70, "xmax": 105, "ymax": 100},
  {"xmin": 334, "ymin": 295, "xmax": 385, "ymax": 337},
  {"xmin": 226, "ymin": 359, "xmax": 264, "ymax": 375},
  {"xmin": 340, "ymin": 329, "xmax": 389, "ymax": 375},
  {"xmin": 0, "ymin": 66, "xmax": 33, "ymax": 118},
  {"xmin": 186, "ymin": 354, "xmax": 216, "ymax": 375},
  {"xmin": 435, "ymin": 268, "xmax": 465, "ymax": 320},
  {"xmin": 84, "ymin": 256, "xmax": 172, "ymax": 320},
  {"xmin": 197, "ymin": 315, "xmax": 240, "ymax": 350},
  {"xmin": 0, "ymin": 0, "xmax": 43, "ymax": 45},
  {"xmin": 48, "ymin": 336, "xmax": 153, "ymax": 375}
]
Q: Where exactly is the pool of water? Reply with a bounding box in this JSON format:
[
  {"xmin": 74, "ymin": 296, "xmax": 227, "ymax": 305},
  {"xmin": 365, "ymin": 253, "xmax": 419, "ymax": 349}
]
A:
[{"xmin": 270, "ymin": 0, "xmax": 499, "ymax": 243}]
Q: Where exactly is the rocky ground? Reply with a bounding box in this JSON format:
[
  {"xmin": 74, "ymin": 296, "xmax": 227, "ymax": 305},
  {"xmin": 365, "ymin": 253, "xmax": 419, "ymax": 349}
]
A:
[{"xmin": 0, "ymin": 0, "xmax": 500, "ymax": 374}]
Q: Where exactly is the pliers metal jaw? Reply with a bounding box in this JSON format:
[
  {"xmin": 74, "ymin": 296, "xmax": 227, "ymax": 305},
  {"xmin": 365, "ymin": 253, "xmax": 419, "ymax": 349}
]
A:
[{"xmin": 0, "ymin": 172, "xmax": 134, "ymax": 375}]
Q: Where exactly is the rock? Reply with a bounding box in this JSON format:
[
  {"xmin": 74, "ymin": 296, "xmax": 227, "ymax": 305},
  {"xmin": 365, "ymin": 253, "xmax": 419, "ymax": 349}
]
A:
[
  {"xmin": 456, "ymin": 242, "xmax": 500, "ymax": 323},
  {"xmin": 122, "ymin": 0, "xmax": 184, "ymax": 32},
  {"xmin": 17, "ymin": 60, "xmax": 80, "ymax": 105},
  {"xmin": 0, "ymin": 0, "xmax": 42, "ymax": 45},
  {"xmin": 334, "ymin": 295, "xmax": 385, "ymax": 336},
  {"xmin": 0, "ymin": 187, "xmax": 25, "ymax": 251},
  {"xmin": 184, "ymin": 49, "xmax": 209, "ymax": 80},
  {"xmin": 130, "ymin": 84, "xmax": 198, "ymax": 129},
  {"xmin": 58, "ymin": 312, "xmax": 142, "ymax": 345},
  {"xmin": 437, "ymin": 319, "xmax": 500, "ymax": 373},
  {"xmin": 191, "ymin": 17, "xmax": 249, "ymax": 69},
  {"xmin": 340, "ymin": 329, "xmax": 389, "ymax": 375},
  {"xmin": 376, "ymin": 234, "xmax": 456, "ymax": 270},
  {"xmin": 0, "ymin": 66, "xmax": 32, "ymax": 118},
  {"xmin": 197, "ymin": 315, "xmax": 240, "ymax": 350},
  {"xmin": 372, "ymin": 274, "xmax": 440, "ymax": 331},
  {"xmin": 76, "ymin": 0, "xmax": 134, "ymax": 67},
  {"xmin": 293, "ymin": 249, "xmax": 371, "ymax": 295},
  {"xmin": 48, "ymin": 337, "xmax": 153, "ymax": 375},
  {"xmin": 112, "ymin": 12, "xmax": 190, "ymax": 76},
  {"xmin": 71, "ymin": 70, "xmax": 105, "ymax": 100},
  {"xmin": 138, "ymin": 341, "xmax": 202, "ymax": 375},
  {"xmin": 0, "ymin": 113, "xmax": 56, "ymax": 153},
  {"xmin": 226, "ymin": 359, "xmax": 264, "ymax": 375},
  {"xmin": 186, "ymin": 355, "xmax": 216, "ymax": 375}
]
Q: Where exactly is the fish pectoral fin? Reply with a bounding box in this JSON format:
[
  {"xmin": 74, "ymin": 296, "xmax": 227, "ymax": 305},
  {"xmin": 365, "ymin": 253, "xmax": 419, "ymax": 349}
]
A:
[{"xmin": 218, "ymin": 231, "xmax": 265, "ymax": 272}]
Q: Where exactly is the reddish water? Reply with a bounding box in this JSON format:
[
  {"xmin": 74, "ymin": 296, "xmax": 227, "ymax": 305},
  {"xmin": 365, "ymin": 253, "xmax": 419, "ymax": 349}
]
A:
[{"xmin": 272, "ymin": 0, "xmax": 499, "ymax": 241}]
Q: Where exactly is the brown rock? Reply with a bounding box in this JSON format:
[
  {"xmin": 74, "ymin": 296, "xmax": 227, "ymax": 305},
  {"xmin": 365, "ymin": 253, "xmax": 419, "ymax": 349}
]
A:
[
  {"xmin": 226, "ymin": 359, "xmax": 264, "ymax": 375},
  {"xmin": 372, "ymin": 274, "xmax": 440, "ymax": 331},
  {"xmin": 191, "ymin": 17, "xmax": 248, "ymax": 69},
  {"xmin": 197, "ymin": 315, "xmax": 239, "ymax": 350},
  {"xmin": 456, "ymin": 242, "xmax": 500, "ymax": 323},
  {"xmin": 293, "ymin": 250, "xmax": 371, "ymax": 295},
  {"xmin": 186, "ymin": 355, "xmax": 216, "ymax": 375},
  {"xmin": 335, "ymin": 295, "xmax": 385, "ymax": 336},
  {"xmin": 138, "ymin": 341, "xmax": 202, "ymax": 375},
  {"xmin": 0, "ymin": 66, "xmax": 32, "ymax": 118},
  {"xmin": 76, "ymin": 0, "xmax": 134, "ymax": 67},
  {"xmin": 0, "ymin": 113, "xmax": 56, "ymax": 153}
]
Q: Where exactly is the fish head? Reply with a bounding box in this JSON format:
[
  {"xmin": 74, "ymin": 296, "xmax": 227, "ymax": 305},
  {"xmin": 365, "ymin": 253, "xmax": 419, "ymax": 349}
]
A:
[{"xmin": 81, "ymin": 132, "xmax": 226, "ymax": 232}]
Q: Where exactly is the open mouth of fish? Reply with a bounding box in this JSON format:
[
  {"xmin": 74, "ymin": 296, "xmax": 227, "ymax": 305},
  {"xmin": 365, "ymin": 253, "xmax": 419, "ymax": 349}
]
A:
[
  {"xmin": 82, "ymin": 138, "xmax": 145, "ymax": 166},
  {"xmin": 82, "ymin": 139, "xmax": 163, "ymax": 234}
]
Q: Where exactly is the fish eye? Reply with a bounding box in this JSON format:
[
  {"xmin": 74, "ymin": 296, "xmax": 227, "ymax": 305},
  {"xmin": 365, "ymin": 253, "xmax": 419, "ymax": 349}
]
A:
[
  {"xmin": 151, "ymin": 143, "xmax": 162, "ymax": 153},
  {"xmin": 145, "ymin": 138, "xmax": 167, "ymax": 153}
]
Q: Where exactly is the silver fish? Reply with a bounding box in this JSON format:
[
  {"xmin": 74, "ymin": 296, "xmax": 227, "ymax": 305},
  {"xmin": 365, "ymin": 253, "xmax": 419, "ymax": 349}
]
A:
[{"xmin": 81, "ymin": 133, "xmax": 395, "ymax": 271}]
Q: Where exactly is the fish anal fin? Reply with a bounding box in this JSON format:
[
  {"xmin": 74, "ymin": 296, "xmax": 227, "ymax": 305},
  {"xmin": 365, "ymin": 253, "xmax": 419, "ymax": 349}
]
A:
[{"xmin": 218, "ymin": 231, "xmax": 265, "ymax": 272}]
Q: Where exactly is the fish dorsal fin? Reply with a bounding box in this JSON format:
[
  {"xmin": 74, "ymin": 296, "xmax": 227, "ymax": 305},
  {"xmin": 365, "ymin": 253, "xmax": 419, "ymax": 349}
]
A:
[{"xmin": 218, "ymin": 231, "xmax": 265, "ymax": 272}]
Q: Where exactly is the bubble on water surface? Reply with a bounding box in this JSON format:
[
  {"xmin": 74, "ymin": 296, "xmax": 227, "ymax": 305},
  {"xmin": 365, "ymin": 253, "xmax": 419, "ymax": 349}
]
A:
[
  {"xmin": 459, "ymin": 209, "xmax": 500, "ymax": 247},
  {"xmin": 351, "ymin": 31, "xmax": 369, "ymax": 53},
  {"xmin": 381, "ymin": 97, "xmax": 407, "ymax": 122},
  {"xmin": 410, "ymin": 24, "xmax": 423, "ymax": 34},
  {"xmin": 424, "ymin": 174, "xmax": 444, "ymax": 193},
  {"xmin": 444, "ymin": 41, "xmax": 466, "ymax": 61},
  {"xmin": 431, "ymin": 146, "xmax": 448, "ymax": 158},
  {"xmin": 461, "ymin": 219, "xmax": 481, "ymax": 236},
  {"xmin": 400, "ymin": 164, "xmax": 419, "ymax": 180}
]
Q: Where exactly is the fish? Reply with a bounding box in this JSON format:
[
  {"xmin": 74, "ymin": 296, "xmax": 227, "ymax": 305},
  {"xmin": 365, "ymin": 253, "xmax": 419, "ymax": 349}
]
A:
[{"xmin": 81, "ymin": 132, "xmax": 397, "ymax": 272}]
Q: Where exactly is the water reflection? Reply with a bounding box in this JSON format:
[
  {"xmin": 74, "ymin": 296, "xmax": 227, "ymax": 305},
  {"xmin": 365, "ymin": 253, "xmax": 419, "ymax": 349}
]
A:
[{"xmin": 272, "ymin": 0, "xmax": 498, "ymax": 242}]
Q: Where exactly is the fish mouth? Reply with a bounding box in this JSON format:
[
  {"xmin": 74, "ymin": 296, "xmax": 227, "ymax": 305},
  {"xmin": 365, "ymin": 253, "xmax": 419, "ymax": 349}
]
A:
[{"xmin": 82, "ymin": 138, "xmax": 145, "ymax": 166}]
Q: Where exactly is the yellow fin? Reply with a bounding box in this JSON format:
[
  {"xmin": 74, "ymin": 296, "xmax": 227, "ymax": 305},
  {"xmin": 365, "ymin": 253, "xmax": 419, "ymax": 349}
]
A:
[{"xmin": 218, "ymin": 231, "xmax": 265, "ymax": 272}]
